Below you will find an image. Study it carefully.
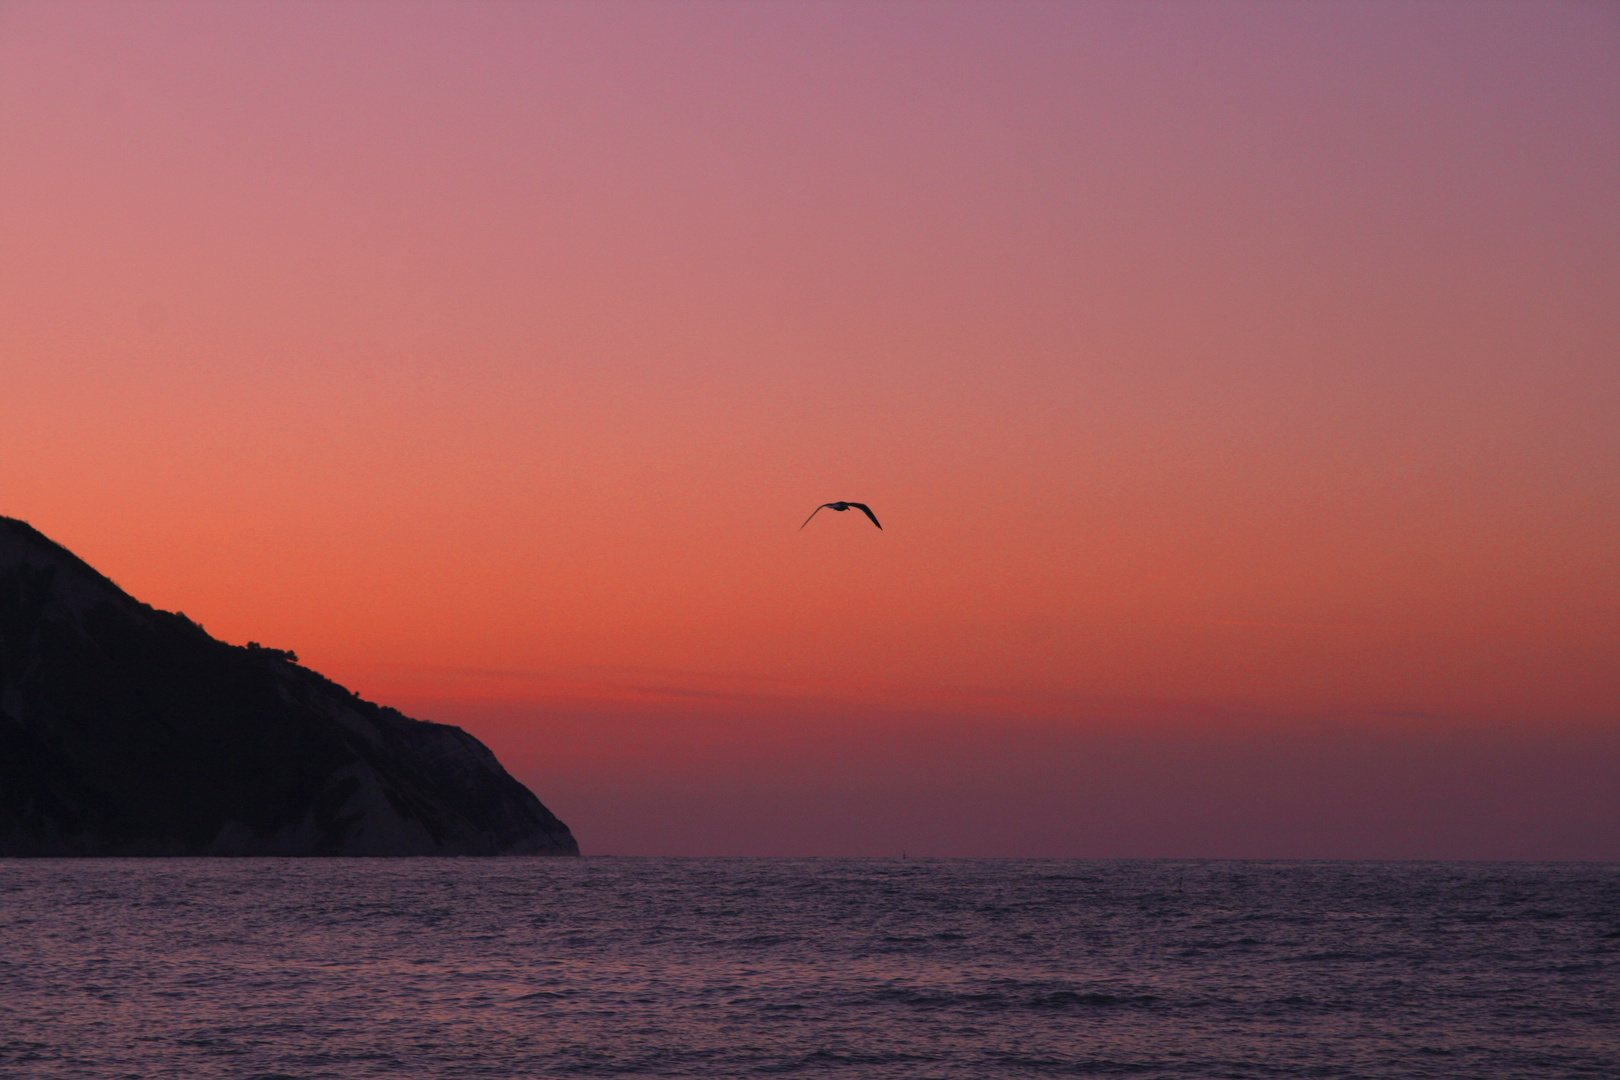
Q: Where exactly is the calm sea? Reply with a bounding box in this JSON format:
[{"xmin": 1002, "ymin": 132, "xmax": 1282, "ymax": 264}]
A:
[{"xmin": 0, "ymin": 859, "xmax": 1614, "ymax": 1078}]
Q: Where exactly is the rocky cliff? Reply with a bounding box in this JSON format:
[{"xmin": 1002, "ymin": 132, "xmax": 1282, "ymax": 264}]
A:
[{"xmin": 0, "ymin": 517, "xmax": 578, "ymax": 856}]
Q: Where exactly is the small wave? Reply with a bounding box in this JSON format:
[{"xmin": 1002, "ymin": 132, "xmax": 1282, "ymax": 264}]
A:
[
  {"xmin": 0, "ymin": 1040, "xmax": 54, "ymax": 1063},
  {"xmin": 1031, "ymin": 990, "xmax": 1159, "ymax": 1009},
  {"xmin": 765, "ymin": 1048, "xmax": 943, "ymax": 1071},
  {"xmin": 985, "ymin": 1053, "xmax": 1159, "ymax": 1074},
  {"xmin": 865, "ymin": 984, "xmax": 1159, "ymax": 1012}
]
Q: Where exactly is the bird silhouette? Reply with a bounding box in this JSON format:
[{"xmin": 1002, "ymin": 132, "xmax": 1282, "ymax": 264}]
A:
[{"xmin": 801, "ymin": 502, "xmax": 882, "ymax": 530}]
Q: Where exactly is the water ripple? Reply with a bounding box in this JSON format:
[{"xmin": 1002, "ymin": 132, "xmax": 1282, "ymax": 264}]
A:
[{"xmin": 0, "ymin": 859, "xmax": 1614, "ymax": 1078}]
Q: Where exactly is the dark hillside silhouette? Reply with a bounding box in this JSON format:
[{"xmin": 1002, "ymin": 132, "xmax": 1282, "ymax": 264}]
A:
[{"xmin": 0, "ymin": 516, "xmax": 577, "ymax": 855}]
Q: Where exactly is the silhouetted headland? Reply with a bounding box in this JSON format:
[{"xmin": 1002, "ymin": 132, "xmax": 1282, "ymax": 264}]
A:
[{"xmin": 0, "ymin": 516, "xmax": 578, "ymax": 856}]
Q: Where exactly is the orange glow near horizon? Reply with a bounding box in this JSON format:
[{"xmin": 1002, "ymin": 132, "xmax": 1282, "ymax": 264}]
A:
[{"xmin": 2, "ymin": 2, "xmax": 1615, "ymax": 855}]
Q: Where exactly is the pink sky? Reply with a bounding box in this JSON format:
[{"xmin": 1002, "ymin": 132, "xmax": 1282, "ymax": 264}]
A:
[{"xmin": 2, "ymin": 1, "xmax": 1616, "ymax": 856}]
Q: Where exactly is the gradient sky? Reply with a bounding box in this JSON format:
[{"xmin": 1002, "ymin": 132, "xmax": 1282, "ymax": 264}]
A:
[{"xmin": 2, "ymin": 1, "xmax": 1616, "ymax": 857}]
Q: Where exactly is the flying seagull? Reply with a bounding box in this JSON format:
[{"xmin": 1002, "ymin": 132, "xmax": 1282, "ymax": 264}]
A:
[{"xmin": 801, "ymin": 501, "xmax": 882, "ymax": 530}]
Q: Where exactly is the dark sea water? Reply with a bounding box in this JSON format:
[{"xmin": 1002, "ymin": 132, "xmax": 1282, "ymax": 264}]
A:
[{"xmin": 0, "ymin": 859, "xmax": 1615, "ymax": 1079}]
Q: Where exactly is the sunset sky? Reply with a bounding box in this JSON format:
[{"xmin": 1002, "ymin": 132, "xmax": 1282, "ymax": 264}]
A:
[{"xmin": 2, "ymin": 1, "xmax": 1615, "ymax": 858}]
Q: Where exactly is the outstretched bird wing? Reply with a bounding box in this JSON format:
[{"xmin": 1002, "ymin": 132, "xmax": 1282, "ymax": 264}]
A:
[
  {"xmin": 848, "ymin": 503, "xmax": 882, "ymax": 529},
  {"xmin": 800, "ymin": 503, "xmax": 836, "ymax": 529}
]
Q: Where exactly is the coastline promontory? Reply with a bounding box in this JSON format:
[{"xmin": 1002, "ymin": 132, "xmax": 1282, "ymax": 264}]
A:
[{"xmin": 0, "ymin": 516, "xmax": 578, "ymax": 856}]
